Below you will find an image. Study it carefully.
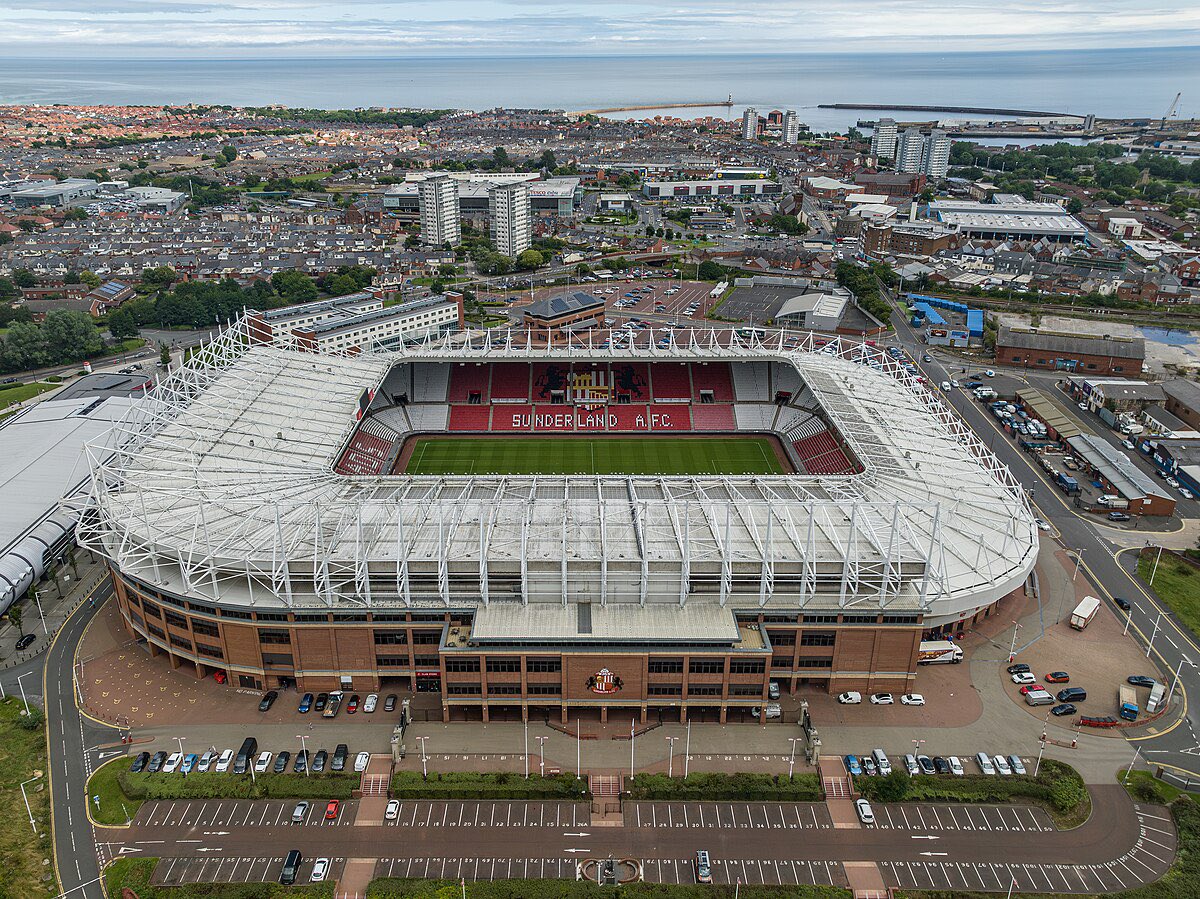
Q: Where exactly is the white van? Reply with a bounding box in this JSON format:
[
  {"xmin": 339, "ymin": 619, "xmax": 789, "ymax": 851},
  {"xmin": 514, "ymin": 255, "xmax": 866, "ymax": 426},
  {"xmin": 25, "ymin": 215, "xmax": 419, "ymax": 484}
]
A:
[
  {"xmin": 871, "ymin": 749, "xmax": 892, "ymax": 775},
  {"xmin": 837, "ymin": 691, "xmax": 862, "ymax": 704},
  {"xmin": 1097, "ymin": 495, "xmax": 1123, "ymax": 508},
  {"xmin": 975, "ymin": 752, "xmax": 996, "ymax": 775}
]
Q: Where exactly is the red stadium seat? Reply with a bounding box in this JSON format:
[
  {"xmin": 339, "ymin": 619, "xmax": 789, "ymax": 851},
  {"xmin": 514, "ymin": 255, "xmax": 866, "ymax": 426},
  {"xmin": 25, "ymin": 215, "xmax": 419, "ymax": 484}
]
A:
[
  {"xmin": 650, "ymin": 363, "xmax": 692, "ymax": 402},
  {"xmin": 447, "ymin": 364, "xmax": 491, "ymax": 403},
  {"xmin": 490, "ymin": 362, "xmax": 531, "ymax": 402},
  {"xmin": 690, "ymin": 404, "xmax": 736, "ymax": 431},
  {"xmin": 448, "ymin": 405, "xmax": 493, "ymax": 430},
  {"xmin": 691, "ymin": 362, "xmax": 734, "ymax": 402}
]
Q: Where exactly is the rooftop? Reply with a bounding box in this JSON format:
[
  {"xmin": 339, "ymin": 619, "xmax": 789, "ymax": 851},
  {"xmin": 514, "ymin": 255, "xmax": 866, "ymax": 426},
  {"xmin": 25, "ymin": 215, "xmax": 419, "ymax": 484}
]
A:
[
  {"xmin": 524, "ymin": 290, "xmax": 604, "ymax": 320},
  {"xmin": 998, "ymin": 325, "xmax": 1145, "ymax": 361}
]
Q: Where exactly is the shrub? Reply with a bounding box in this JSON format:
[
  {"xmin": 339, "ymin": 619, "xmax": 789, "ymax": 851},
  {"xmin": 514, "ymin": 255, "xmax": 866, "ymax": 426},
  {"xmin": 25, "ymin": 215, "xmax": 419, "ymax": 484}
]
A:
[
  {"xmin": 119, "ymin": 771, "xmax": 359, "ymax": 801},
  {"xmin": 389, "ymin": 771, "xmax": 589, "ymax": 800},
  {"xmin": 627, "ymin": 772, "xmax": 821, "ymax": 802},
  {"xmin": 367, "ymin": 880, "xmax": 849, "ymax": 898},
  {"xmin": 872, "ymin": 769, "xmax": 910, "ymax": 802},
  {"xmin": 17, "ymin": 706, "xmax": 45, "ymax": 730}
]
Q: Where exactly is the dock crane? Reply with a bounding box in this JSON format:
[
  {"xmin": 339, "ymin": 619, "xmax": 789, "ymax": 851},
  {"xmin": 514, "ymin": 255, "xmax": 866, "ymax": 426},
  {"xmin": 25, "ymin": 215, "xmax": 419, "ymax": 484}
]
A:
[{"xmin": 1160, "ymin": 92, "xmax": 1181, "ymax": 128}]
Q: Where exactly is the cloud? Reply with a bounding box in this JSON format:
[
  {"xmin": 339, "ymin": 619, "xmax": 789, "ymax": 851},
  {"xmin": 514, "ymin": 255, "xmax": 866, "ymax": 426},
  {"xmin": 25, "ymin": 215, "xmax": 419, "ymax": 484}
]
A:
[{"xmin": 0, "ymin": 0, "xmax": 1198, "ymax": 55}]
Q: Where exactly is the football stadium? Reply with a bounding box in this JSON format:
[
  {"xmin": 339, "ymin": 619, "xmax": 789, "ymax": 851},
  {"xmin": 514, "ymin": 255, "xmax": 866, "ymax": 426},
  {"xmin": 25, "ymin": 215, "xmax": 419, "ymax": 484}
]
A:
[{"xmin": 77, "ymin": 316, "xmax": 1038, "ymax": 723}]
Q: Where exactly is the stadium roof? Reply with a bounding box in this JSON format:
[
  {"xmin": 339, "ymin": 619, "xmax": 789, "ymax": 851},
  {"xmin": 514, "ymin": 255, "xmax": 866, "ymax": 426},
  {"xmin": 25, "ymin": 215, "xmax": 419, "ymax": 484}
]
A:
[{"xmin": 77, "ymin": 318, "xmax": 1038, "ymax": 627}]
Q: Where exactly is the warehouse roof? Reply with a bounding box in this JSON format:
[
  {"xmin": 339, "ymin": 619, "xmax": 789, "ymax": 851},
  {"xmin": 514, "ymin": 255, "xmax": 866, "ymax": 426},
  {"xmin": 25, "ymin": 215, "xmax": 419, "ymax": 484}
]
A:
[
  {"xmin": 998, "ymin": 325, "xmax": 1145, "ymax": 360},
  {"xmin": 1066, "ymin": 433, "xmax": 1171, "ymax": 502}
]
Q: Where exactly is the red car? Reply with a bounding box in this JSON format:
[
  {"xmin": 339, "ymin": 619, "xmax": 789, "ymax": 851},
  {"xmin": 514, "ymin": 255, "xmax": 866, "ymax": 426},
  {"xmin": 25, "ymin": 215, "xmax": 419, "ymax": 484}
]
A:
[
  {"xmin": 346, "ymin": 694, "xmax": 360, "ymax": 713},
  {"xmin": 325, "ymin": 800, "xmax": 340, "ymax": 820},
  {"xmin": 1020, "ymin": 685, "xmax": 1050, "ymax": 696},
  {"xmin": 1045, "ymin": 672, "xmax": 1070, "ymax": 683}
]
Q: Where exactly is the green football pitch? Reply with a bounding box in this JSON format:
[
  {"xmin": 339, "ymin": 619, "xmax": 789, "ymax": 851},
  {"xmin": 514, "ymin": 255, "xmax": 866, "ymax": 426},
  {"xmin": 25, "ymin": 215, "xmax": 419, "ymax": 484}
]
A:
[{"xmin": 401, "ymin": 436, "xmax": 787, "ymax": 476}]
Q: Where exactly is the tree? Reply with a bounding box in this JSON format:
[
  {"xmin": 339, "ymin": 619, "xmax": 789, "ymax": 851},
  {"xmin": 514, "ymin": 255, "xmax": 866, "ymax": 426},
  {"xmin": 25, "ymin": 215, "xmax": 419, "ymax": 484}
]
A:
[
  {"xmin": 42, "ymin": 310, "xmax": 103, "ymax": 362},
  {"xmin": 698, "ymin": 260, "xmax": 725, "ymax": 281},
  {"xmin": 18, "ymin": 220, "xmax": 37, "ymax": 233},
  {"xmin": 403, "ymin": 234, "xmax": 420, "ymax": 249},
  {"xmin": 108, "ymin": 307, "xmax": 140, "ymax": 339},
  {"xmin": 79, "ymin": 270, "xmax": 102, "ymax": 289},
  {"xmin": 0, "ymin": 277, "xmax": 14, "ymax": 300},
  {"xmin": 491, "ymin": 147, "xmax": 511, "ymax": 170},
  {"xmin": 13, "ymin": 270, "xmax": 35, "ymax": 289},
  {"xmin": 141, "ymin": 266, "xmax": 178, "ymax": 288},
  {"xmin": 220, "ymin": 145, "xmax": 238, "ymax": 163},
  {"xmin": 538, "ymin": 150, "xmax": 557, "ymax": 171},
  {"xmin": 516, "ymin": 249, "xmax": 544, "ymax": 270},
  {"xmin": 873, "ymin": 770, "xmax": 910, "ymax": 802},
  {"xmin": 0, "ymin": 321, "xmax": 48, "ymax": 371},
  {"xmin": 325, "ymin": 274, "xmax": 359, "ymax": 297},
  {"xmin": 64, "ymin": 207, "xmax": 87, "ymax": 222},
  {"xmin": 159, "ymin": 342, "xmax": 171, "ymax": 367},
  {"xmin": 1066, "ymin": 197, "xmax": 1083, "ymax": 214},
  {"xmin": 7, "ymin": 603, "xmax": 23, "ymax": 636},
  {"xmin": 270, "ymin": 271, "xmax": 318, "ymax": 303},
  {"xmin": 575, "ymin": 263, "xmax": 592, "ymax": 277}
]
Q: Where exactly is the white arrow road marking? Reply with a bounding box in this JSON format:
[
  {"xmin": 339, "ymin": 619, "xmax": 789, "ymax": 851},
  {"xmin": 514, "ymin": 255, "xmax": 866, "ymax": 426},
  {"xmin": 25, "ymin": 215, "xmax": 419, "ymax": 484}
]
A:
[
  {"xmin": 919, "ymin": 852, "xmax": 948, "ymax": 857},
  {"xmin": 563, "ymin": 832, "xmax": 590, "ymax": 837},
  {"xmin": 911, "ymin": 836, "xmax": 940, "ymax": 840},
  {"xmin": 563, "ymin": 848, "xmax": 589, "ymax": 854},
  {"xmin": 118, "ymin": 847, "xmax": 142, "ymax": 854}
]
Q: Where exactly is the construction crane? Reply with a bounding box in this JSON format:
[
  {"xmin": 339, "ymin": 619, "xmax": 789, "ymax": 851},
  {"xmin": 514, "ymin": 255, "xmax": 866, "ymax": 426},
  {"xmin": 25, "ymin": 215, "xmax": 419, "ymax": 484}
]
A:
[{"xmin": 1160, "ymin": 92, "xmax": 1181, "ymax": 129}]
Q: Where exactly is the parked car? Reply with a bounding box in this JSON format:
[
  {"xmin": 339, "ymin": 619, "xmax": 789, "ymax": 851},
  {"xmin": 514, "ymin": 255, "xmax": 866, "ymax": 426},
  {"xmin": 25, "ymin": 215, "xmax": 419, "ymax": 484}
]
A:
[
  {"xmin": 385, "ymin": 799, "xmax": 400, "ymax": 820},
  {"xmin": 312, "ymin": 750, "xmax": 328, "ymax": 773},
  {"xmin": 254, "ymin": 751, "xmax": 272, "ymax": 773},
  {"xmin": 975, "ymin": 753, "xmax": 996, "ymax": 775},
  {"xmin": 294, "ymin": 750, "xmax": 308, "ymax": 773},
  {"xmin": 147, "ymin": 751, "xmax": 167, "ymax": 773},
  {"xmin": 947, "ymin": 756, "xmax": 965, "ymax": 776},
  {"xmin": 130, "ymin": 752, "xmax": 150, "ymax": 773},
  {"xmin": 1107, "ymin": 512, "xmax": 1131, "ymax": 522},
  {"xmin": 1128, "ymin": 676, "xmax": 1157, "ymax": 688},
  {"xmin": 324, "ymin": 800, "xmax": 340, "ymax": 820},
  {"xmin": 180, "ymin": 753, "xmax": 199, "ymax": 774},
  {"xmin": 994, "ymin": 755, "xmax": 1013, "ymax": 775},
  {"xmin": 694, "ymin": 850, "xmax": 712, "ymax": 884},
  {"xmin": 163, "ymin": 752, "xmax": 183, "ymax": 773},
  {"xmin": 14, "ymin": 633, "xmax": 35, "ymax": 651},
  {"xmin": 1020, "ymin": 685, "xmax": 1049, "ymax": 696},
  {"xmin": 197, "ymin": 750, "xmax": 216, "ymax": 772},
  {"xmin": 1007, "ymin": 663, "xmax": 1030, "ymax": 675},
  {"xmin": 1045, "ymin": 672, "xmax": 1070, "ymax": 683},
  {"xmin": 1057, "ymin": 687, "xmax": 1087, "ymax": 703},
  {"xmin": 258, "ymin": 691, "xmax": 278, "ymax": 712},
  {"xmin": 331, "ymin": 744, "xmax": 349, "ymax": 772},
  {"xmin": 900, "ymin": 693, "xmax": 925, "ymax": 706},
  {"xmin": 869, "ymin": 693, "xmax": 894, "ymax": 705},
  {"xmin": 862, "ymin": 757, "xmax": 878, "ymax": 776},
  {"xmin": 837, "ymin": 691, "xmax": 862, "ymax": 704},
  {"xmin": 311, "ymin": 858, "xmax": 330, "ymax": 882},
  {"xmin": 751, "ymin": 703, "xmax": 781, "ymax": 719},
  {"xmin": 291, "ymin": 801, "xmax": 308, "ymax": 823},
  {"xmin": 384, "ymin": 694, "xmax": 398, "ymax": 713},
  {"xmin": 1035, "ymin": 519, "xmax": 1051, "ymax": 532},
  {"xmin": 933, "ymin": 756, "xmax": 951, "ymax": 775},
  {"xmin": 917, "ymin": 755, "xmax": 936, "ymax": 775},
  {"xmin": 354, "ymin": 751, "xmax": 371, "ymax": 773},
  {"xmin": 298, "ymin": 693, "xmax": 314, "ymax": 713},
  {"xmin": 1012, "ymin": 672, "xmax": 1037, "ymax": 685},
  {"xmin": 855, "ymin": 798, "xmax": 875, "ymax": 824},
  {"xmin": 314, "ymin": 693, "xmax": 329, "ymax": 712},
  {"xmin": 345, "ymin": 694, "xmax": 360, "ymax": 714},
  {"xmin": 843, "ymin": 755, "xmax": 863, "ymax": 776},
  {"xmin": 215, "ymin": 749, "xmax": 234, "ymax": 773},
  {"xmin": 273, "ymin": 751, "xmax": 291, "ymax": 773},
  {"xmin": 1051, "ymin": 703, "xmax": 1077, "ymax": 717},
  {"xmin": 904, "ymin": 754, "xmax": 920, "ymax": 776},
  {"xmin": 1008, "ymin": 755, "xmax": 1027, "ymax": 775},
  {"xmin": 363, "ymin": 693, "xmax": 378, "ymax": 714}
]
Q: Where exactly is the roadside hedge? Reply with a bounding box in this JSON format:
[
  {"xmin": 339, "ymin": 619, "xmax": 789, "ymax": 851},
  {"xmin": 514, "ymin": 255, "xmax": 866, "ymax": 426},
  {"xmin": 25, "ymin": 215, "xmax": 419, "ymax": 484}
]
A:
[
  {"xmin": 389, "ymin": 771, "xmax": 590, "ymax": 800},
  {"xmin": 367, "ymin": 880, "xmax": 849, "ymax": 898},
  {"xmin": 119, "ymin": 771, "xmax": 360, "ymax": 801},
  {"xmin": 855, "ymin": 759, "xmax": 1089, "ymax": 823},
  {"xmin": 105, "ymin": 858, "xmax": 334, "ymax": 898},
  {"xmin": 627, "ymin": 772, "xmax": 822, "ymax": 802}
]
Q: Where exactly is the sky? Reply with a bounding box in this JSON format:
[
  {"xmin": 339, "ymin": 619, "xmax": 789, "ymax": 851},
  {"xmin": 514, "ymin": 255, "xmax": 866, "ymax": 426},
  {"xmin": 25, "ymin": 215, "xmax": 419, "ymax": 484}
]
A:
[{"xmin": 3, "ymin": 0, "xmax": 1200, "ymax": 57}]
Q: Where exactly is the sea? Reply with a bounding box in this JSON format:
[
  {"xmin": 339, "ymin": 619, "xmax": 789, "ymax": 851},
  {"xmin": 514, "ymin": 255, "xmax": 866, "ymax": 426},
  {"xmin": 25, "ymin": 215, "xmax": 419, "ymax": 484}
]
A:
[{"xmin": 0, "ymin": 47, "xmax": 1197, "ymax": 135}]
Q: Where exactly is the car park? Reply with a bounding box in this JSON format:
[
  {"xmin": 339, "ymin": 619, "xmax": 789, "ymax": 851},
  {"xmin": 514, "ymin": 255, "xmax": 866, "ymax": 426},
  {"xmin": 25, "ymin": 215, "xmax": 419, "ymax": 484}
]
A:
[
  {"xmin": 311, "ymin": 858, "xmax": 329, "ymax": 882},
  {"xmin": 837, "ymin": 691, "xmax": 862, "ymax": 704},
  {"xmin": 386, "ymin": 799, "xmax": 400, "ymax": 820},
  {"xmin": 298, "ymin": 693, "xmax": 314, "ymax": 713},
  {"xmin": 215, "ymin": 749, "xmax": 234, "ymax": 772},
  {"xmin": 291, "ymin": 802, "xmax": 308, "ymax": 823},
  {"xmin": 1012, "ymin": 672, "xmax": 1037, "ymax": 685},
  {"xmin": 1128, "ymin": 675, "xmax": 1157, "ymax": 688},
  {"xmin": 843, "ymin": 755, "xmax": 863, "ymax": 776},
  {"xmin": 258, "ymin": 691, "xmax": 278, "ymax": 712},
  {"xmin": 312, "ymin": 750, "xmax": 328, "ymax": 773},
  {"xmin": 273, "ymin": 751, "xmax": 291, "ymax": 773},
  {"xmin": 1008, "ymin": 755, "xmax": 1027, "ymax": 775},
  {"xmin": 384, "ymin": 694, "xmax": 398, "ymax": 712},
  {"xmin": 994, "ymin": 755, "xmax": 1013, "ymax": 775},
  {"xmin": 870, "ymin": 692, "xmax": 893, "ymax": 705},
  {"xmin": 933, "ymin": 756, "xmax": 951, "ymax": 775},
  {"xmin": 1051, "ymin": 703, "xmax": 1077, "ymax": 717},
  {"xmin": 354, "ymin": 751, "xmax": 371, "ymax": 773},
  {"xmin": 130, "ymin": 752, "xmax": 150, "ymax": 772},
  {"xmin": 917, "ymin": 755, "xmax": 936, "ymax": 775},
  {"xmin": 325, "ymin": 800, "xmax": 340, "ymax": 820},
  {"xmin": 855, "ymin": 798, "xmax": 875, "ymax": 824},
  {"xmin": 1045, "ymin": 672, "xmax": 1070, "ymax": 683},
  {"xmin": 163, "ymin": 752, "xmax": 183, "ymax": 773},
  {"xmin": 947, "ymin": 756, "xmax": 965, "ymax": 776},
  {"xmin": 695, "ymin": 850, "xmax": 713, "ymax": 884},
  {"xmin": 900, "ymin": 693, "xmax": 925, "ymax": 706},
  {"xmin": 1007, "ymin": 663, "xmax": 1030, "ymax": 675}
]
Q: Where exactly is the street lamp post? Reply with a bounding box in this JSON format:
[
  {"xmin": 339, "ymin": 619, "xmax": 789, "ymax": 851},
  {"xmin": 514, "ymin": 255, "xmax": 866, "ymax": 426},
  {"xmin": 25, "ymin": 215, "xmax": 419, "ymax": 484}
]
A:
[
  {"xmin": 175, "ymin": 736, "xmax": 187, "ymax": 774},
  {"xmin": 684, "ymin": 719, "xmax": 691, "ymax": 778},
  {"xmin": 1123, "ymin": 745, "xmax": 1142, "ymax": 783},
  {"xmin": 296, "ymin": 734, "xmax": 309, "ymax": 778},
  {"xmin": 416, "ymin": 735, "xmax": 429, "ymax": 780},
  {"xmin": 788, "ymin": 737, "xmax": 802, "ymax": 780},
  {"xmin": 1072, "ymin": 549, "xmax": 1085, "ymax": 582},
  {"xmin": 1147, "ymin": 613, "xmax": 1162, "ymax": 658},
  {"xmin": 19, "ymin": 774, "xmax": 39, "ymax": 833},
  {"xmin": 1123, "ymin": 601, "xmax": 1138, "ymax": 637},
  {"xmin": 912, "ymin": 738, "xmax": 925, "ymax": 762},
  {"xmin": 16, "ymin": 670, "xmax": 34, "ymax": 716},
  {"xmin": 536, "ymin": 735, "xmax": 548, "ymax": 778},
  {"xmin": 1007, "ymin": 621, "xmax": 1023, "ymax": 663},
  {"xmin": 1166, "ymin": 655, "xmax": 1194, "ymax": 708},
  {"xmin": 665, "ymin": 735, "xmax": 678, "ymax": 778},
  {"xmin": 1149, "ymin": 544, "xmax": 1164, "ymax": 586}
]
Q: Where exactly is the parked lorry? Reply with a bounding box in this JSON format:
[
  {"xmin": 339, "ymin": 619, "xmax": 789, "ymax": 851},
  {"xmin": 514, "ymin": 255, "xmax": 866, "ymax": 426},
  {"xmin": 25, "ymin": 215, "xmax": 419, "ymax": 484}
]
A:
[
  {"xmin": 1069, "ymin": 596, "xmax": 1102, "ymax": 630},
  {"xmin": 1119, "ymin": 684, "xmax": 1139, "ymax": 721},
  {"xmin": 917, "ymin": 640, "xmax": 964, "ymax": 665},
  {"xmin": 1055, "ymin": 472, "xmax": 1081, "ymax": 495},
  {"xmin": 1097, "ymin": 495, "xmax": 1131, "ymax": 510}
]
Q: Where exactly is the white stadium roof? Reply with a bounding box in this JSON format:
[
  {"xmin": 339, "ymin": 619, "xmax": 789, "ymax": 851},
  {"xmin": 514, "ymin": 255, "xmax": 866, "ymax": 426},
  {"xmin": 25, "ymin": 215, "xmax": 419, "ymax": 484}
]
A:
[{"xmin": 77, "ymin": 317, "xmax": 1038, "ymax": 627}]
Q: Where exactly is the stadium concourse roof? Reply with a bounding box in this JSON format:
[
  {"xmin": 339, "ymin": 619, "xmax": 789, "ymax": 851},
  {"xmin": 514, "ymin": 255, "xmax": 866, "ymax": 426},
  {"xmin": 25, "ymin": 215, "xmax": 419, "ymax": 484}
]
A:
[{"xmin": 76, "ymin": 317, "xmax": 1038, "ymax": 627}]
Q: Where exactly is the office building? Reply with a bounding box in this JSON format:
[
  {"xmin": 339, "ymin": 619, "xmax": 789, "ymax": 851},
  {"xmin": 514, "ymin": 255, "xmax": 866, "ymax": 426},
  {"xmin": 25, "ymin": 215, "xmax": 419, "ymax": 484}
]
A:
[
  {"xmin": 741, "ymin": 107, "xmax": 759, "ymax": 140},
  {"xmin": 871, "ymin": 118, "xmax": 898, "ymax": 160},
  {"xmin": 490, "ymin": 182, "xmax": 532, "ymax": 257},
  {"xmin": 782, "ymin": 110, "xmax": 802, "ymax": 145},
  {"xmin": 419, "ymin": 175, "xmax": 461, "ymax": 247},
  {"xmin": 641, "ymin": 179, "xmax": 782, "ymax": 200}
]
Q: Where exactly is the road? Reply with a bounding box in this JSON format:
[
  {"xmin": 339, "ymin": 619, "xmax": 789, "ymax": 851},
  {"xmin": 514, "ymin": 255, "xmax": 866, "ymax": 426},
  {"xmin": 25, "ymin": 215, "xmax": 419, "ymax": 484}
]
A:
[{"xmin": 889, "ymin": 308, "xmax": 1200, "ymax": 788}]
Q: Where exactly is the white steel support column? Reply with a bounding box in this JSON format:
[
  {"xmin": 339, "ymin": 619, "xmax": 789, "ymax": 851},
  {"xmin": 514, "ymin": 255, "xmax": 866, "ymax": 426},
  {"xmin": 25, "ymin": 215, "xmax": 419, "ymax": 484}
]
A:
[
  {"xmin": 437, "ymin": 502, "xmax": 449, "ymax": 606},
  {"xmin": 917, "ymin": 505, "xmax": 941, "ymax": 610},
  {"xmin": 395, "ymin": 505, "xmax": 410, "ymax": 607},
  {"xmin": 561, "ymin": 484, "xmax": 569, "ymax": 607},
  {"xmin": 355, "ymin": 509, "xmax": 372, "ymax": 606},
  {"xmin": 759, "ymin": 507, "xmax": 773, "ymax": 607},
  {"xmin": 839, "ymin": 505, "xmax": 858, "ymax": 608},
  {"xmin": 720, "ymin": 504, "xmax": 732, "ymax": 607},
  {"xmin": 679, "ymin": 501, "xmax": 690, "ymax": 608}
]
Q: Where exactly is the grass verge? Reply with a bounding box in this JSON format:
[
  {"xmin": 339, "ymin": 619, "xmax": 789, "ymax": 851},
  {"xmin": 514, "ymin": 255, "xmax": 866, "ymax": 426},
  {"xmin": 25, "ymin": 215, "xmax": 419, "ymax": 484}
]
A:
[
  {"xmin": 389, "ymin": 772, "xmax": 589, "ymax": 800},
  {"xmin": 855, "ymin": 759, "xmax": 1090, "ymax": 829},
  {"xmin": 0, "ymin": 696, "xmax": 55, "ymax": 898},
  {"xmin": 120, "ymin": 771, "xmax": 360, "ymax": 801},
  {"xmin": 894, "ymin": 794, "xmax": 1196, "ymax": 898},
  {"xmin": 88, "ymin": 757, "xmax": 141, "ymax": 825},
  {"xmin": 368, "ymin": 881, "xmax": 849, "ymax": 898},
  {"xmin": 104, "ymin": 857, "xmax": 333, "ymax": 897},
  {"xmin": 0, "ymin": 381, "xmax": 56, "ymax": 410},
  {"xmin": 1121, "ymin": 769, "xmax": 1188, "ymax": 804},
  {"xmin": 1138, "ymin": 553, "xmax": 1200, "ymax": 638},
  {"xmin": 627, "ymin": 772, "xmax": 822, "ymax": 802}
]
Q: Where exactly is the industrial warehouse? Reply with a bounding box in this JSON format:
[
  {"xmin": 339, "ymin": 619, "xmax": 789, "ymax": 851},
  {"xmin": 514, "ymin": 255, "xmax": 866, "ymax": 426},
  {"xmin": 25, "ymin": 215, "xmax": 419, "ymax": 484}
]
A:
[{"xmin": 76, "ymin": 317, "xmax": 1038, "ymax": 724}]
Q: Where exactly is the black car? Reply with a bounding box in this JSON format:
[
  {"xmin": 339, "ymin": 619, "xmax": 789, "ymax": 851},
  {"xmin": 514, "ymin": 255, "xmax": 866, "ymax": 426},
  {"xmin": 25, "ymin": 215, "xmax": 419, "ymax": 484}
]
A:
[
  {"xmin": 1057, "ymin": 687, "xmax": 1087, "ymax": 703},
  {"xmin": 1114, "ymin": 598, "xmax": 1132, "ymax": 612},
  {"xmin": 1051, "ymin": 703, "xmax": 1077, "ymax": 717},
  {"xmin": 331, "ymin": 743, "xmax": 348, "ymax": 772},
  {"xmin": 293, "ymin": 749, "xmax": 309, "ymax": 773},
  {"xmin": 917, "ymin": 755, "xmax": 936, "ymax": 775},
  {"xmin": 312, "ymin": 750, "xmax": 328, "ymax": 773},
  {"xmin": 1128, "ymin": 675, "xmax": 1157, "ymax": 688},
  {"xmin": 258, "ymin": 690, "xmax": 278, "ymax": 712},
  {"xmin": 273, "ymin": 751, "xmax": 291, "ymax": 773},
  {"xmin": 146, "ymin": 750, "xmax": 168, "ymax": 773},
  {"xmin": 314, "ymin": 692, "xmax": 329, "ymax": 711},
  {"xmin": 933, "ymin": 756, "xmax": 951, "ymax": 775},
  {"xmin": 1007, "ymin": 663, "xmax": 1030, "ymax": 675},
  {"xmin": 15, "ymin": 633, "xmax": 36, "ymax": 651},
  {"xmin": 383, "ymin": 694, "xmax": 397, "ymax": 713},
  {"xmin": 130, "ymin": 751, "xmax": 151, "ymax": 773}
]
